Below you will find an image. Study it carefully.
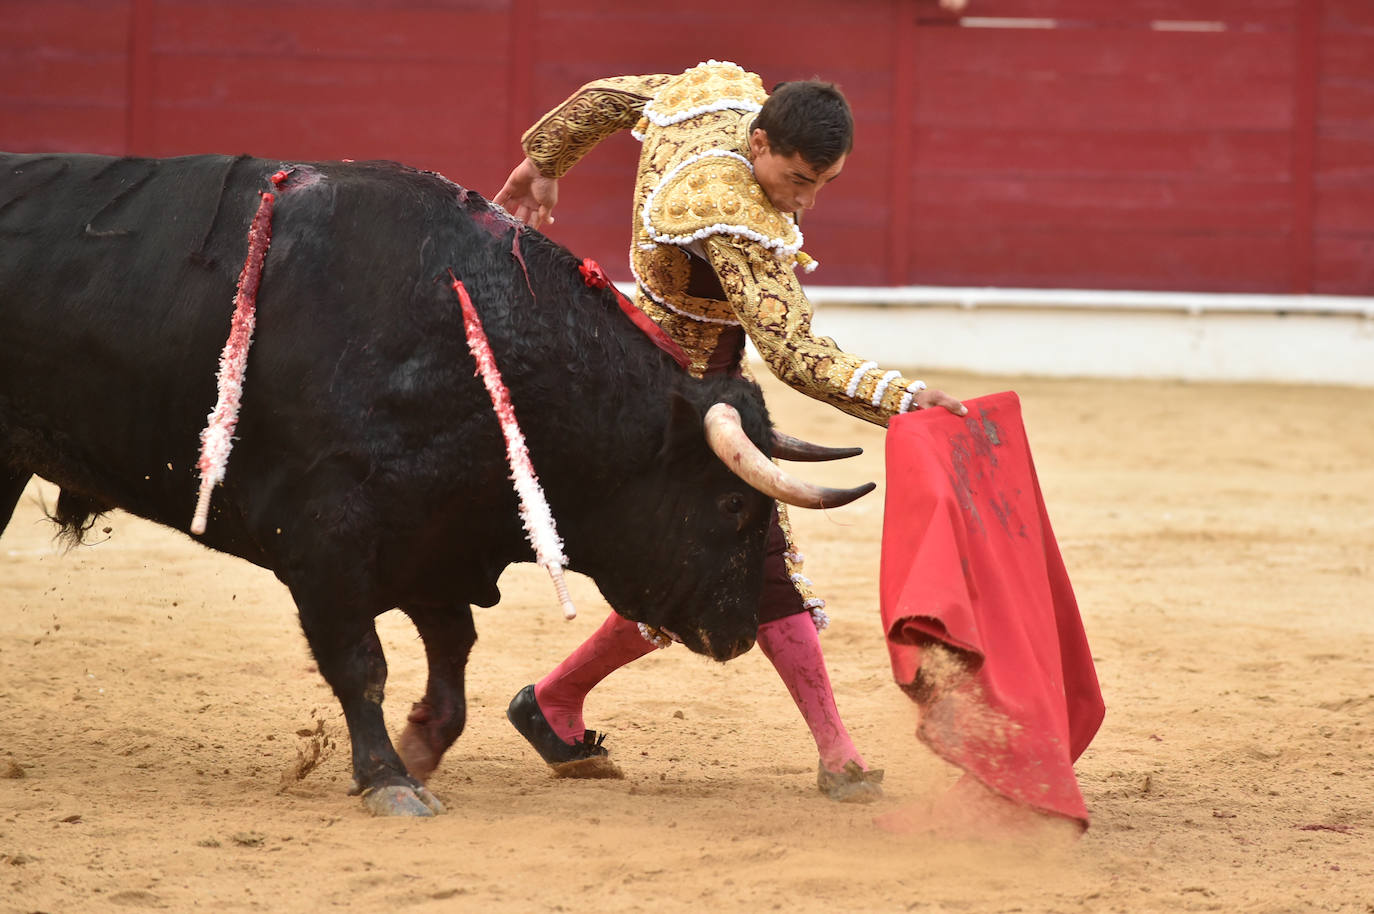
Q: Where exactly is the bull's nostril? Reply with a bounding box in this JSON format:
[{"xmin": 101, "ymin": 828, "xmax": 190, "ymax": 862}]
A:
[
  {"xmin": 725, "ymin": 634, "xmax": 755, "ymax": 660},
  {"xmin": 699, "ymin": 628, "xmax": 757, "ymax": 661}
]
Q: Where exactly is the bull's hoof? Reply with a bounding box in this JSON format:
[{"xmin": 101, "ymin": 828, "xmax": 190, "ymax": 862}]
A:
[
  {"xmin": 507, "ymin": 684, "xmax": 619, "ymax": 777},
  {"xmin": 362, "ymin": 784, "xmax": 445, "ymax": 817},
  {"xmin": 817, "ymin": 760, "xmax": 885, "ymax": 804}
]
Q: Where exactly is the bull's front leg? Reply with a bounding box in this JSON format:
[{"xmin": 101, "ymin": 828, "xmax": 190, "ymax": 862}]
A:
[
  {"xmin": 396, "ymin": 603, "xmax": 477, "ymax": 782},
  {"xmin": 293, "ymin": 590, "xmax": 443, "ymax": 817}
]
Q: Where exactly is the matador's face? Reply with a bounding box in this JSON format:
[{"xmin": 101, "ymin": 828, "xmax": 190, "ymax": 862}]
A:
[{"xmin": 748, "ymin": 128, "xmax": 846, "ymax": 218}]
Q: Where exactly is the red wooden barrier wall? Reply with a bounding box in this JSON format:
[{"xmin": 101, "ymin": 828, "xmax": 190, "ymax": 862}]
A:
[{"xmin": 2, "ymin": 0, "xmax": 1370, "ymax": 294}]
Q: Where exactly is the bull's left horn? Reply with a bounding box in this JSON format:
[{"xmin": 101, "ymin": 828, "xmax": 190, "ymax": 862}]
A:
[
  {"xmin": 704, "ymin": 403, "xmax": 875, "ymax": 509},
  {"xmin": 771, "ymin": 430, "xmax": 863, "ymax": 462}
]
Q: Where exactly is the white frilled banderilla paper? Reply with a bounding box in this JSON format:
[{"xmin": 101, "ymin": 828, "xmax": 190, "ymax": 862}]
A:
[
  {"xmin": 191, "ymin": 190, "xmax": 276, "ymax": 536},
  {"xmin": 449, "ymin": 271, "xmax": 576, "ymax": 620}
]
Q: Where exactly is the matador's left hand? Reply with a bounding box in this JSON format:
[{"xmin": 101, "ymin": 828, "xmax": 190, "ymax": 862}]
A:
[{"xmin": 917, "ymin": 388, "xmax": 968, "ymax": 416}]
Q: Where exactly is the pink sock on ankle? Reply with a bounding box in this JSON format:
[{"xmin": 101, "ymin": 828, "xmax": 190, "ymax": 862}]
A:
[
  {"xmin": 534, "ymin": 610, "xmax": 657, "ymax": 743},
  {"xmin": 756, "ymin": 612, "xmax": 867, "ymax": 773}
]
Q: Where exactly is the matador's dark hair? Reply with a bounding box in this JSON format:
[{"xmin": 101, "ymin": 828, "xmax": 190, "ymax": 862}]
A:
[{"xmin": 752, "ymin": 80, "xmax": 854, "ymax": 169}]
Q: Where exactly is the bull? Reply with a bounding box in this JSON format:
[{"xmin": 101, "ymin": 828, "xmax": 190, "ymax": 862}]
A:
[{"xmin": 0, "ymin": 152, "xmax": 870, "ymax": 816}]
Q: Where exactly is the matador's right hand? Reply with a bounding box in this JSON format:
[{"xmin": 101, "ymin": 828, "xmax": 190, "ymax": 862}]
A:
[{"xmin": 494, "ymin": 157, "xmax": 559, "ymax": 230}]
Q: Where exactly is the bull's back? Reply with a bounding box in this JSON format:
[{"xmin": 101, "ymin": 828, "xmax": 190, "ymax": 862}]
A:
[
  {"xmin": 0, "ymin": 152, "xmax": 525, "ymax": 570},
  {"xmin": 0, "ymin": 153, "xmax": 288, "ymax": 538},
  {"xmin": 0, "ymin": 151, "xmax": 261, "ymax": 390}
]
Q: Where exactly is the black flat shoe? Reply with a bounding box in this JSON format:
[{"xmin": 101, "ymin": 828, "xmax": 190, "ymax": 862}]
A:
[{"xmin": 506, "ymin": 684, "xmax": 610, "ymax": 765}]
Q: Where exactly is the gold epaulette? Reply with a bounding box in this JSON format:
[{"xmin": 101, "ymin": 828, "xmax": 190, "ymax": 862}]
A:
[
  {"xmin": 641, "ymin": 150, "xmax": 801, "ymax": 257},
  {"xmin": 641, "ymin": 60, "xmax": 767, "ymax": 128}
]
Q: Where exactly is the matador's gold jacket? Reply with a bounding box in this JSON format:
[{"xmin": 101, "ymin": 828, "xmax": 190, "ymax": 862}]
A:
[{"xmin": 521, "ymin": 60, "xmax": 928, "ymax": 427}]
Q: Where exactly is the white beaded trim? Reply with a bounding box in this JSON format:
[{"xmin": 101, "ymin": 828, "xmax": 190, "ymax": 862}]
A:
[
  {"xmin": 641, "ymin": 149, "xmax": 803, "ymax": 259},
  {"xmin": 790, "ymin": 572, "xmax": 814, "ymax": 588},
  {"xmin": 844, "ymin": 361, "xmax": 877, "ymax": 398},
  {"xmin": 898, "ymin": 380, "xmax": 928, "ymax": 413},
  {"xmin": 871, "ymin": 370, "xmax": 902, "ymax": 407},
  {"xmin": 655, "ymin": 291, "xmax": 741, "ymax": 326},
  {"xmin": 642, "ymin": 60, "xmax": 763, "ymax": 127},
  {"xmin": 806, "ymin": 599, "xmax": 830, "ymax": 631},
  {"xmin": 638, "ymin": 622, "xmax": 675, "ymax": 649},
  {"xmin": 644, "ymin": 97, "xmax": 763, "ymax": 128},
  {"xmin": 785, "ymin": 551, "xmax": 805, "ymax": 564},
  {"xmin": 628, "ymin": 260, "xmax": 742, "ymax": 326}
]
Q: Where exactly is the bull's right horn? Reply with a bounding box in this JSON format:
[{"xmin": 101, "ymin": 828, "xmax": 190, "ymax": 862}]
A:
[
  {"xmin": 704, "ymin": 403, "xmax": 875, "ymax": 510},
  {"xmin": 771, "ymin": 431, "xmax": 863, "ymax": 462}
]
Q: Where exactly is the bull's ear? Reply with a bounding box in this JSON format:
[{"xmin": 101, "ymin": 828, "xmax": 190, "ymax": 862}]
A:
[{"xmin": 662, "ymin": 391, "xmax": 706, "ymax": 457}]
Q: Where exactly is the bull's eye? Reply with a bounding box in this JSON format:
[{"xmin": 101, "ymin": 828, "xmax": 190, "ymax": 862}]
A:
[{"xmin": 717, "ymin": 492, "xmax": 748, "ymax": 526}]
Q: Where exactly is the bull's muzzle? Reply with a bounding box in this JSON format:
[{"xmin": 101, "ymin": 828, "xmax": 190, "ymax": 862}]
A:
[{"xmin": 696, "ymin": 628, "xmax": 756, "ymax": 661}]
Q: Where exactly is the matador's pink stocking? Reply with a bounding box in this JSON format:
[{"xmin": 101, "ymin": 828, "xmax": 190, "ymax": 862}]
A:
[
  {"xmin": 535, "ymin": 610, "xmax": 657, "ymax": 744},
  {"xmin": 757, "ymin": 612, "xmax": 868, "ymax": 773}
]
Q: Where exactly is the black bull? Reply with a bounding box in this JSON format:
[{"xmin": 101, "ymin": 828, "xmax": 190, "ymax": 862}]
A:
[{"xmin": 0, "ymin": 153, "xmax": 868, "ymax": 815}]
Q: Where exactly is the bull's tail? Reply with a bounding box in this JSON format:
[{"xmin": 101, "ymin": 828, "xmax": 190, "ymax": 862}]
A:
[{"xmin": 44, "ymin": 488, "xmax": 112, "ymax": 549}]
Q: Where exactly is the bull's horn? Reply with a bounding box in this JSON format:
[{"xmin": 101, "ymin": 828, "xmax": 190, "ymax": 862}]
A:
[
  {"xmin": 771, "ymin": 430, "xmax": 863, "ymax": 462},
  {"xmin": 704, "ymin": 403, "xmax": 875, "ymax": 509}
]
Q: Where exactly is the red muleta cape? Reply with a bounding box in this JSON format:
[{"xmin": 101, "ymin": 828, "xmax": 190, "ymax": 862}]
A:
[{"xmin": 880, "ymin": 391, "xmax": 1105, "ymax": 828}]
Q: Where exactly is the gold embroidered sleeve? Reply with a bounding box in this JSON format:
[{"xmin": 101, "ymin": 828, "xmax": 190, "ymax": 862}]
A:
[
  {"xmin": 521, "ymin": 74, "xmax": 673, "ymax": 178},
  {"xmin": 705, "ymin": 235, "xmax": 925, "ymax": 427}
]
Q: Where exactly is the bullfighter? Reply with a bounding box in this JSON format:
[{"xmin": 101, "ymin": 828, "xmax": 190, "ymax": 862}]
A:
[{"xmin": 495, "ymin": 60, "xmax": 966, "ymax": 802}]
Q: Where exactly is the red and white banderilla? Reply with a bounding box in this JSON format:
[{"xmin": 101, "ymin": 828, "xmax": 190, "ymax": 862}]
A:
[{"xmin": 449, "ymin": 271, "xmax": 576, "ymax": 620}]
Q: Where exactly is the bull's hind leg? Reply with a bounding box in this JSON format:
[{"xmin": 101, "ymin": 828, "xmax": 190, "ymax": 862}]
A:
[
  {"xmin": 291, "ymin": 583, "xmax": 443, "ymax": 817},
  {"xmin": 0, "ymin": 471, "xmax": 28, "ymax": 534},
  {"xmin": 396, "ymin": 603, "xmax": 478, "ymax": 782}
]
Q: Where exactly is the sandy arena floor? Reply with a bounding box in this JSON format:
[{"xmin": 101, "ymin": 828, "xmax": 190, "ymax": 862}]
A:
[{"xmin": 2, "ymin": 369, "xmax": 1372, "ymax": 913}]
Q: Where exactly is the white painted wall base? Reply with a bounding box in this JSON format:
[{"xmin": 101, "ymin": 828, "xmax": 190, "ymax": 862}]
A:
[{"xmin": 770, "ymin": 287, "xmax": 1374, "ymax": 387}]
